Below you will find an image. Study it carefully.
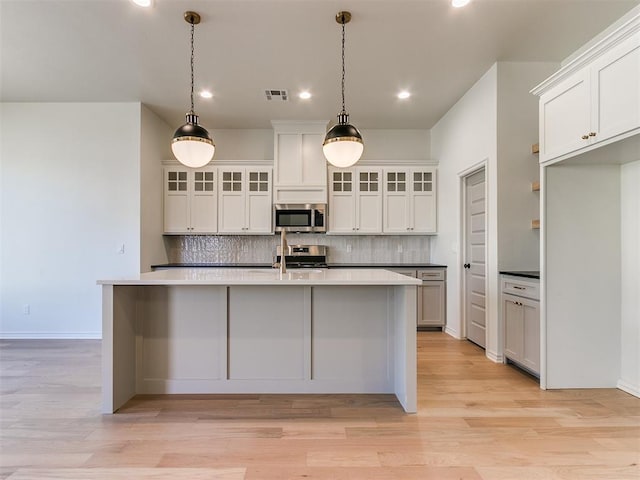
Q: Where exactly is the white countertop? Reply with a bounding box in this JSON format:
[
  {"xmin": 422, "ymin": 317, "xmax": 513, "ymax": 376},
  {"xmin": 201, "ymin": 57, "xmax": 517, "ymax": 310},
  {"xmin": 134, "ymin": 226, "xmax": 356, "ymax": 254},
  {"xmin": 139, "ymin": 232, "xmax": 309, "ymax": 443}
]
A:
[{"xmin": 98, "ymin": 268, "xmax": 422, "ymax": 286}]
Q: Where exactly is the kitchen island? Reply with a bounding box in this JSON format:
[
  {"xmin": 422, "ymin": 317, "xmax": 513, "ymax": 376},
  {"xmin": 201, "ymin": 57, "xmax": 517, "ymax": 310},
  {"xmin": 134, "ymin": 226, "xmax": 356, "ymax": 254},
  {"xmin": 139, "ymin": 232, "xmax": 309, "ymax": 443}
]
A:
[{"xmin": 98, "ymin": 268, "xmax": 421, "ymax": 414}]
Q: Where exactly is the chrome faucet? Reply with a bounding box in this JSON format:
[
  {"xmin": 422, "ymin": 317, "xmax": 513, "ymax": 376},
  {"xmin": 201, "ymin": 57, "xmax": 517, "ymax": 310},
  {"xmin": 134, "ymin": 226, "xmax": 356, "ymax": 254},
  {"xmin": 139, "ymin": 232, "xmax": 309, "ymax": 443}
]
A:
[{"xmin": 279, "ymin": 230, "xmax": 287, "ymax": 273}]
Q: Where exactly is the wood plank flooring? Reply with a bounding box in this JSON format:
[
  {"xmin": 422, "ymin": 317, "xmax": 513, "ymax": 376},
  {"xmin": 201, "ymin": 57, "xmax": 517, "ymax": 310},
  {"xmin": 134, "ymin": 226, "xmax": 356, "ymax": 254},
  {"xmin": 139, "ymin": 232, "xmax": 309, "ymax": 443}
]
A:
[{"xmin": 1, "ymin": 333, "xmax": 638, "ymax": 479}]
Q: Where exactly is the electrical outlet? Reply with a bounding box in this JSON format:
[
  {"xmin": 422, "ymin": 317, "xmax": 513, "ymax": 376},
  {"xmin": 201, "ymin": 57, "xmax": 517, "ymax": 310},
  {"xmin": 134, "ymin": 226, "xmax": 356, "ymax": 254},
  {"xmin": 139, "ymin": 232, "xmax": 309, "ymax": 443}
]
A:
[
  {"xmin": 397, "ymin": 243, "xmax": 403, "ymax": 253},
  {"xmin": 346, "ymin": 244, "xmax": 352, "ymax": 253},
  {"xmin": 23, "ymin": 304, "xmax": 30, "ymax": 315}
]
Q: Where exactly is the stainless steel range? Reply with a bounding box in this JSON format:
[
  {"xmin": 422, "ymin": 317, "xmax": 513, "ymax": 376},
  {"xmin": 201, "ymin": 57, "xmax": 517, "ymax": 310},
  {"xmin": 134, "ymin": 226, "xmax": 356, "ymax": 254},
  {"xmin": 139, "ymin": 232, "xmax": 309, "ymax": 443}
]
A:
[{"xmin": 274, "ymin": 245, "xmax": 328, "ymax": 268}]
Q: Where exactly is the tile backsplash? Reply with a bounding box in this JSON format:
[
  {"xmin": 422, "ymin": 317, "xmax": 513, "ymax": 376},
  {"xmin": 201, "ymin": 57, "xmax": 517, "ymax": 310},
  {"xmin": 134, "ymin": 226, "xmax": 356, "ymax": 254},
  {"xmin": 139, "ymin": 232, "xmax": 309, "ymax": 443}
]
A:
[{"xmin": 166, "ymin": 235, "xmax": 431, "ymax": 264}]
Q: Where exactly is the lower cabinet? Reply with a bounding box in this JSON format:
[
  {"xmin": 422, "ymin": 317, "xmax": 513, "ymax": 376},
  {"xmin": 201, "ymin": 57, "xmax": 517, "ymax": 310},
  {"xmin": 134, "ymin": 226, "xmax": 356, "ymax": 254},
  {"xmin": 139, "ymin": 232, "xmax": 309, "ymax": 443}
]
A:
[
  {"xmin": 390, "ymin": 267, "xmax": 447, "ymax": 330},
  {"xmin": 417, "ymin": 269, "xmax": 446, "ymax": 328},
  {"xmin": 501, "ymin": 275, "xmax": 540, "ymax": 376}
]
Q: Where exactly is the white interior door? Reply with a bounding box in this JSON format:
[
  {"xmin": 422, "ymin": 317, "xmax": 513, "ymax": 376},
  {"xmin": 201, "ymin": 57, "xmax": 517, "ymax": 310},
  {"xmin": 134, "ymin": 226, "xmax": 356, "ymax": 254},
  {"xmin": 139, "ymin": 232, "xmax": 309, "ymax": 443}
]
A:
[{"xmin": 464, "ymin": 168, "xmax": 487, "ymax": 348}]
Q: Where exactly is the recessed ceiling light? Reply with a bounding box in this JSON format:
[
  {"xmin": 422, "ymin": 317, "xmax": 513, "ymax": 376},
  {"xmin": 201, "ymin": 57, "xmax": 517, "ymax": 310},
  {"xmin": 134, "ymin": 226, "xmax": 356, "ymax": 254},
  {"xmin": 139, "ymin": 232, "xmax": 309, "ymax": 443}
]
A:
[
  {"xmin": 131, "ymin": 0, "xmax": 153, "ymax": 7},
  {"xmin": 452, "ymin": 0, "xmax": 470, "ymax": 7},
  {"xmin": 397, "ymin": 91, "xmax": 411, "ymax": 100},
  {"xmin": 299, "ymin": 91, "xmax": 312, "ymax": 100},
  {"xmin": 200, "ymin": 90, "xmax": 213, "ymax": 99}
]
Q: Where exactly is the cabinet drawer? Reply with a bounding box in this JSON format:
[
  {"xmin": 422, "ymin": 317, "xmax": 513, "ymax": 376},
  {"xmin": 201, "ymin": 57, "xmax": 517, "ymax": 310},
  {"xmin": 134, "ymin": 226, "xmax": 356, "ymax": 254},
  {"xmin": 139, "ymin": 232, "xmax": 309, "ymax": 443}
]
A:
[
  {"xmin": 502, "ymin": 277, "xmax": 539, "ymax": 300},
  {"xmin": 417, "ymin": 269, "xmax": 445, "ymax": 281},
  {"xmin": 389, "ymin": 268, "xmax": 417, "ymax": 278}
]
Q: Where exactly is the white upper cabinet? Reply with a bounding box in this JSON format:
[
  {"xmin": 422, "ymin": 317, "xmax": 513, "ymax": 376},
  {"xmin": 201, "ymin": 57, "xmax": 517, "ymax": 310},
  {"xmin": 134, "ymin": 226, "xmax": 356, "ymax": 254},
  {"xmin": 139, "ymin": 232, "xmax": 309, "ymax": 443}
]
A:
[
  {"xmin": 591, "ymin": 31, "xmax": 640, "ymax": 143},
  {"xmin": 539, "ymin": 70, "xmax": 592, "ymax": 161},
  {"xmin": 328, "ymin": 167, "xmax": 382, "ymax": 234},
  {"xmin": 383, "ymin": 168, "xmax": 437, "ymax": 234},
  {"xmin": 272, "ymin": 121, "xmax": 328, "ymax": 204},
  {"xmin": 218, "ymin": 167, "xmax": 272, "ymax": 234},
  {"xmin": 534, "ymin": 22, "xmax": 640, "ymax": 164},
  {"xmin": 164, "ymin": 167, "xmax": 217, "ymax": 234}
]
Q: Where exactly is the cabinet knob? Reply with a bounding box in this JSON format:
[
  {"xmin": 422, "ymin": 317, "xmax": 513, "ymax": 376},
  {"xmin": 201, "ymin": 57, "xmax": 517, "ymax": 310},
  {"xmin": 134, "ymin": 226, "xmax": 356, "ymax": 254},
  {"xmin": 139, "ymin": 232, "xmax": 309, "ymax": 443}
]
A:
[
  {"xmin": 581, "ymin": 134, "xmax": 589, "ymax": 140},
  {"xmin": 589, "ymin": 132, "xmax": 597, "ymax": 137}
]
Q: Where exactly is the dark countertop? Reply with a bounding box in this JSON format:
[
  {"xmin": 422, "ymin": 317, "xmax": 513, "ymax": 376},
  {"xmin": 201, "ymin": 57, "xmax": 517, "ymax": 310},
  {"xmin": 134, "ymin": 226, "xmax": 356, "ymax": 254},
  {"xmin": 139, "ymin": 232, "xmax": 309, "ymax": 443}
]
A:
[
  {"xmin": 152, "ymin": 263, "xmax": 273, "ymax": 269},
  {"xmin": 152, "ymin": 263, "xmax": 447, "ymax": 270},
  {"xmin": 328, "ymin": 263, "xmax": 447, "ymax": 269},
  {"xmin": 500, "ymin": 270, "xmax": 540, "ymax": 279}
]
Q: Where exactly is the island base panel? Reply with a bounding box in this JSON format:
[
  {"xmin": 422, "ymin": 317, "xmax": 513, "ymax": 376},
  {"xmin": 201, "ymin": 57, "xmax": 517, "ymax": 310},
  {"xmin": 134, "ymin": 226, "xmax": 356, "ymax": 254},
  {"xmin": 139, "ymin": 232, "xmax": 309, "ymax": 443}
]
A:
[{"xmin": 102, "ymin": 283, "xmax": 417, "ymax": 413}]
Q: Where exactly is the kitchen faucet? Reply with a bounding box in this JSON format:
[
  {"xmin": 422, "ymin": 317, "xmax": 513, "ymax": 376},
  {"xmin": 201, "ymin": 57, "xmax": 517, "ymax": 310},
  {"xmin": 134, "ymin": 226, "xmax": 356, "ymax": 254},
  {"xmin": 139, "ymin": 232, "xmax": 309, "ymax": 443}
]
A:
[{"xmin": 279, "ymin": 230, "xmax": 287, "ymax": 273}]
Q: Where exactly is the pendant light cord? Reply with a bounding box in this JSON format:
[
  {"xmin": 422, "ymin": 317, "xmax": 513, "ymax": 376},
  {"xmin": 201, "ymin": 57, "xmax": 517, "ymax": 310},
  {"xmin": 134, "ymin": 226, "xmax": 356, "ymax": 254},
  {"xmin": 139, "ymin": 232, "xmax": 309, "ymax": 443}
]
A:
[
  {"xmin": 340, "ymin": 18, "xmax": 346, "ymax": 115},
  {"xmin": 190, "ymin": 21, "xmax": 195, "ymax": 114}
]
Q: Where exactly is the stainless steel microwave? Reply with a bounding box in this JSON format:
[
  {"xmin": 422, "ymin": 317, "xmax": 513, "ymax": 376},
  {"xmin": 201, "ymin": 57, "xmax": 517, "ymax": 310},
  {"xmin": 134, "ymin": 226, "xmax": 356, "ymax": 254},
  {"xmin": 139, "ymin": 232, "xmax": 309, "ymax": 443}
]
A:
[{"xmin": 274, "ymin": 204, "xmax": 326, "ymax": 233}]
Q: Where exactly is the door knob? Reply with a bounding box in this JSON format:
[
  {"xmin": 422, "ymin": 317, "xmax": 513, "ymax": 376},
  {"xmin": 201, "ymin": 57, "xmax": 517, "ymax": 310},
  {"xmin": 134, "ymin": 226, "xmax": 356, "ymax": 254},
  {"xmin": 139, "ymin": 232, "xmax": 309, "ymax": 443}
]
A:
[
  {"xmin": 581, "ymin": 134, "xmax": 589, "ymax": 140},
  {"xmin": 463, "ymin": 263, "xmax": 471, "ymax": 269}
]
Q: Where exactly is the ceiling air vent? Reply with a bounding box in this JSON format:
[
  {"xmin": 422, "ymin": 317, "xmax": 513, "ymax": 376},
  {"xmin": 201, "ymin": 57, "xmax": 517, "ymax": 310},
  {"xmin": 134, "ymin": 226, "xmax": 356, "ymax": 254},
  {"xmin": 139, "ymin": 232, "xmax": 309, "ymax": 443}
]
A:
[{"xmin": 265, "ymin": 89, "xmax": 288, "ymax": 101}]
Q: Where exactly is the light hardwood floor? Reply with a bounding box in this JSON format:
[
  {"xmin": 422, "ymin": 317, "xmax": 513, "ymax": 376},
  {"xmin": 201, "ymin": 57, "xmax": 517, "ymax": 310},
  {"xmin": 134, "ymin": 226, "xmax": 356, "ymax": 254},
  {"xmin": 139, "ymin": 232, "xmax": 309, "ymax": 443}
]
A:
[{"xmin": 1, "ymin": 332, "xmax": 638, "ymax": 479}]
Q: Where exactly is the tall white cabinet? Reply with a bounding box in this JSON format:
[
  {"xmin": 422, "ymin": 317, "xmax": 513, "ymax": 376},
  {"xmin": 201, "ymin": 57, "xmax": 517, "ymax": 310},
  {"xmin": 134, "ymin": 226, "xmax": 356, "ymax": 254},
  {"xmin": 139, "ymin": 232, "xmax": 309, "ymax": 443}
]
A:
[
  {"xmin": 531, "ymin": 9, "xmax": 640, "ymax": 394},
  {"xmin": 164, "ymin": 167, "xmax": 217, "ymax": 234}
]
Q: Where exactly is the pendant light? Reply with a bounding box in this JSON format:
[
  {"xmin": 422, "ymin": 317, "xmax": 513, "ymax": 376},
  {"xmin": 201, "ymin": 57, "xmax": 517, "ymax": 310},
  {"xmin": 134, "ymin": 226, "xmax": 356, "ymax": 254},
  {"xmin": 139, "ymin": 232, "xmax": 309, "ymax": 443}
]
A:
[
  {"xmin": 171, "ymin": 11, "xmax": 215, "ymax": 169},
  {"xmin": 323, "ymin": 11, "xmax": 364, "ymax": 168}
]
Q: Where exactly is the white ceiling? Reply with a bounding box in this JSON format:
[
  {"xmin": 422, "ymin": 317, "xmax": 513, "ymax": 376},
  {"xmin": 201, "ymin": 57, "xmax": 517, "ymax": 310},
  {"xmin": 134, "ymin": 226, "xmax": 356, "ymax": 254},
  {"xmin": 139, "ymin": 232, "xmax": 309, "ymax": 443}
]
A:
[{"xmin": 1, "ymin": 0, "xmax": 638, "ymax": 130}]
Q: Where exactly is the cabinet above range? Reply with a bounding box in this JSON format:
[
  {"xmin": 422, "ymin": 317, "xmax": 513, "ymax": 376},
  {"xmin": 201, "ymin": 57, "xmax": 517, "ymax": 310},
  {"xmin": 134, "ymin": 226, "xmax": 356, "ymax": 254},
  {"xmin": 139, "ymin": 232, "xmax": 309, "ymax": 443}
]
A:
[{"xmin": 272, "ymin": 121, "xmax": 328, "ymax": 205}]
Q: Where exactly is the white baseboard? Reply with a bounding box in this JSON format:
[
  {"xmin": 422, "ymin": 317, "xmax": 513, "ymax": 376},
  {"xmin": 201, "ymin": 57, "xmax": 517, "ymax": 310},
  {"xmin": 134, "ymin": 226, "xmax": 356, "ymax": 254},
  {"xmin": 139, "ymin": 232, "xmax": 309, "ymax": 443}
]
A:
[
  {"xmin": 486, "ymin": 349, "xmax": 503, "ymax": 364},
  {"xmin": 0, "ymin": 332, "xmax": 101, "ymax": 340},
  {"xmin": 444, "ymin": 326, "xmax": 461, "ymax": 339},
  {"xmin": 617, "ymin": 379, "xmax": 640, "ymax": 398}
]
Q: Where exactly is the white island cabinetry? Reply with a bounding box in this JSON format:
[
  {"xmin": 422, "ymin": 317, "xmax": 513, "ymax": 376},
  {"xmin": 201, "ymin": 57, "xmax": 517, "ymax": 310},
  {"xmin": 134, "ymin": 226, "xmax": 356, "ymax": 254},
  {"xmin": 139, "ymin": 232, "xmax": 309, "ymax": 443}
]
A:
[{"xmin": 99, "ymin": 268, "xmax": 420, "ymax": 414}]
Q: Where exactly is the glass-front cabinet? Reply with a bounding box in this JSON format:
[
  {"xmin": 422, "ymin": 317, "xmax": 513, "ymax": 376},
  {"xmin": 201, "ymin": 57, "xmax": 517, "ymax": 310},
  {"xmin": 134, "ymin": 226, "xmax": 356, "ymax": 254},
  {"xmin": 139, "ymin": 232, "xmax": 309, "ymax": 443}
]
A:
[
  {"xmin": 383, "ymin": 168, "xmax": 436, "ymax": 234},
  {"xmin": 164, "ymin": 167, "xmax": 217, "ymax": 234}
]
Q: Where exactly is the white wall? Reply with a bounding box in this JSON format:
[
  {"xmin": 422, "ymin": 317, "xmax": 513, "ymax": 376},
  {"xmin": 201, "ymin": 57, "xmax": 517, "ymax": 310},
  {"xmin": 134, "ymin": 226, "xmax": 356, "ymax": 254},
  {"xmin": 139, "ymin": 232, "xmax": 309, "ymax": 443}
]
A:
[
  {"xmin": 201, "ymin": 128, "xmax": 431, "ymax": 163},
  {"xmin": 360, "ymin": 129, "xmax": 431, "ymax": 161},
  {"xmin": 619, "ymin": 160, "xmax": 640, "ymax": 396},
  {"xmin": 140, "ymin": 105, "xmax": 172, "ymax": 272},
  {"xmin": 545, "ymin": 164, "xmax": 621, "ymax": 388},
  {"xmin": 430, "ymin": 65, "xmax": 498, "ymax": 354},
  {"xmin": 212, "ymin": 129, "xmax": 274, "ymax": 160},
  {"xmin": 0, "ymin": 103, "xmax": 142, "ymax": 338},
  {"xmin": 496, "ymin": 62, "xmax": 557, "ymax": 271}
]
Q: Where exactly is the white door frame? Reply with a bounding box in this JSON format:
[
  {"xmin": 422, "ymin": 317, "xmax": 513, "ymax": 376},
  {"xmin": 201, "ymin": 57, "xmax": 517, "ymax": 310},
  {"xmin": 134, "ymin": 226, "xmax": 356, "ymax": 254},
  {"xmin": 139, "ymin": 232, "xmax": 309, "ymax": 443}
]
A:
[{"xmin": 458, "ymin": 160, "xmax": 488, "ymax": 342}]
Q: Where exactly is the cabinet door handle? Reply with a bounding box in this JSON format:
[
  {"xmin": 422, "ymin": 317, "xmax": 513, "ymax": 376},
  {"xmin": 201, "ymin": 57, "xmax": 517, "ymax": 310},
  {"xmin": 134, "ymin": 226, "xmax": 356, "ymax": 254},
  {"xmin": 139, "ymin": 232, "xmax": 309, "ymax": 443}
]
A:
[
  {"xmin": 513, "ymin": 286, "xmax": 525, "ymax": 290},
  {"xmin": 463, "ymin": 263, "xmax": 471, "ymax": 269},
  {"xmin": 589, "ymin": 132, "xmax": 597, "ymax": 137},
  {"xmin": 581, "ymin": 134, "xmax": 589, "ymax": 140}
]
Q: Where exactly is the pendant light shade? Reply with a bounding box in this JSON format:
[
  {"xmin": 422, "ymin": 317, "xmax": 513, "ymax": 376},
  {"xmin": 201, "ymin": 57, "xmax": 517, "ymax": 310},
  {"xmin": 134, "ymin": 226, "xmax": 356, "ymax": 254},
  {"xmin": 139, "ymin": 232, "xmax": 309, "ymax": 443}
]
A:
[
  {"xmin": 323, "ymin": 11, "xmax": 363, "ymax": 168},
  {"xmin": 172, "ymin": 113, "xmax": 215, "ymax": 168},
  {"xmin": 323, "ymin": 113, "xmax": 364, "ymax": 168},
  {"xmin": 172, "ymin": 11, "xmax": 215, "ymax": 169}
]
